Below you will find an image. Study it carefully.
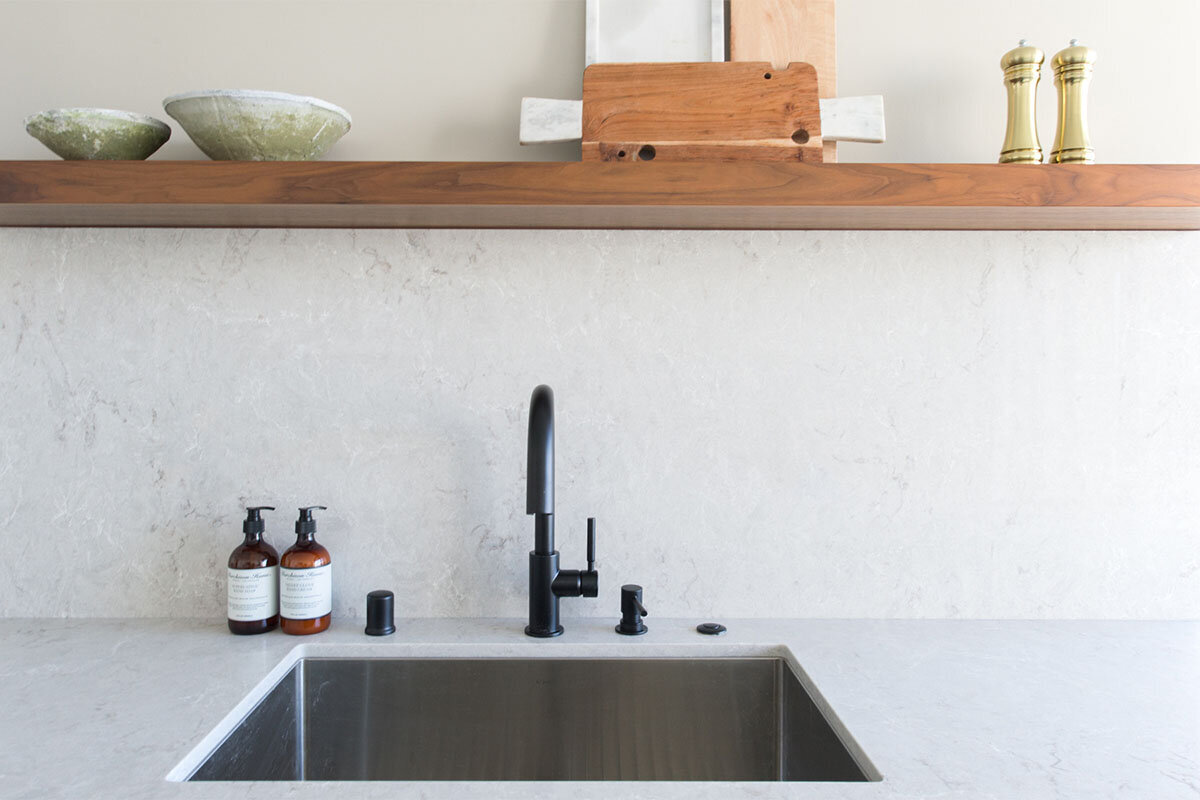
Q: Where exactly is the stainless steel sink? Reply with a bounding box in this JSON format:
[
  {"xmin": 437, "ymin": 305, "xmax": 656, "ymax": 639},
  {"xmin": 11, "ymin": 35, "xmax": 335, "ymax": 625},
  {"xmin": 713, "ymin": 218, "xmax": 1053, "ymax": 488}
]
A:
[{"xmin": 179, "ymin": 655, "xmax": 879, "ymax": 782}]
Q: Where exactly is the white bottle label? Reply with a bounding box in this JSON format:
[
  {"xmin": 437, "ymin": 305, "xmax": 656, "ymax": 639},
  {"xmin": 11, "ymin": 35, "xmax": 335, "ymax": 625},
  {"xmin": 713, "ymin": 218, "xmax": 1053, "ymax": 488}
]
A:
[
  {"xmin": 280, "ymin": 564, "xmax": 332, "ymax": 620},
  {"xmin": 227, "ymin": 566, "xmax": 278, "ymax": 621}
]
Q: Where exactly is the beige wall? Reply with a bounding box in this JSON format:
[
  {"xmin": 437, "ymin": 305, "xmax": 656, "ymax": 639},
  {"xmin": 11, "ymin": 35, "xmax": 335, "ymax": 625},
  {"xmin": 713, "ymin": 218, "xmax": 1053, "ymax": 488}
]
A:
[
  {"xmin": 2, "ymin": 3, "xmax": 1198, "ymax": 620},
  {"xmin": 1, "ymin": 0, "xmax": 1196, "ymax": 163}
]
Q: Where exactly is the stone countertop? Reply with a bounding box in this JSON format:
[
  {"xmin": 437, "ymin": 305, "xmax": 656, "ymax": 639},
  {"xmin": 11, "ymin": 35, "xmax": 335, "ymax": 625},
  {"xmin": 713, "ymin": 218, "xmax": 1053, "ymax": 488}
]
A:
[{"xmin": 1, "ymin": 618, "xmax": 1196, "ymax": 799}]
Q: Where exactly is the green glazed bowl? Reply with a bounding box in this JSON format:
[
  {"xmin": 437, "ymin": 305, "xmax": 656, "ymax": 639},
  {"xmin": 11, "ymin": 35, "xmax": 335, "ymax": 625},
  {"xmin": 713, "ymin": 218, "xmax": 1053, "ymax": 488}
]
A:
[
  {"xmin": 24, "ymin": 108, "xmax": 171, "ymax": 160},
  {"xmin": 163, "ymin": 89, "xmax": 351, "ymax": 161}
]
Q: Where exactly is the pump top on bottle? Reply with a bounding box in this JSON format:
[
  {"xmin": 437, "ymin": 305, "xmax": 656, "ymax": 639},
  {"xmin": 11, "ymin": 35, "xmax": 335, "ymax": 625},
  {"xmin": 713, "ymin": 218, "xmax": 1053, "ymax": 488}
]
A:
[
  {"xmin": 244, "ymin": 505, "xmax": 272, "ymax": 534},
  {"xmin": 295, "ymin": 505, "xmax": 325, "ymax": 536}
]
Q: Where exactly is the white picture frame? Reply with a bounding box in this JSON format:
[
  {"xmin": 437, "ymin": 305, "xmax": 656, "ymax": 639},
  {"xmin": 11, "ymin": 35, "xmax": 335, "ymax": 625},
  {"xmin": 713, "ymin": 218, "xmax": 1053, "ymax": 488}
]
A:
[{"xmin": 585, "ymin": 0, "xmax": 726, "ymax": 67}]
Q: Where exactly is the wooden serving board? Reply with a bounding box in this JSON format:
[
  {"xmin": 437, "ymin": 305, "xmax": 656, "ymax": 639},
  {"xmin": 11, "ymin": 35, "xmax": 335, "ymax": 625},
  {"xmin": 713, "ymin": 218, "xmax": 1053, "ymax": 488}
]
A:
[{"xmin": 581, "ymin": 61, "xmax": 823, "ymax": 162}]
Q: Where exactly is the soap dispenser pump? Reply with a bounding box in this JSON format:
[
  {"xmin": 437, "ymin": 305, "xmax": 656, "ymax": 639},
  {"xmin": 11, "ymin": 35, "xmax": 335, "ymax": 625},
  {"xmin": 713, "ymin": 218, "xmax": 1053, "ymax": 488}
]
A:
[
  {"xmin": 280, "ymin": 506, "xmax": 332, "ymax": 635},
  {"xmin": 227, "ymin": 506, "xmax": 280, "ymax": 635}
]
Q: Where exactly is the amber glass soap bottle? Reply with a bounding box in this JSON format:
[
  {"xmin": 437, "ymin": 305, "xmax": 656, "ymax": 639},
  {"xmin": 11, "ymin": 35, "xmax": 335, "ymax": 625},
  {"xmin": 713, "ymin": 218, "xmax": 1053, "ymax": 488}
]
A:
[
  {"xmin": 280, "ymin": 505, "xmax": 332, "ymax": 635},
  {"xmin": 227, "ymin": 506, "xmax": 280, "ymax": 635}
]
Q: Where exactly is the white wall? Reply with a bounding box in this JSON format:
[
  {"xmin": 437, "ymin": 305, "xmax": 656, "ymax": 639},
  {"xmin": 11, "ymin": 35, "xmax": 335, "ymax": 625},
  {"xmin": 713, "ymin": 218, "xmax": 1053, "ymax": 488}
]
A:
[
  {"xmin": 0, "ymin": 0, "xmax": 1196, "ymax": 163},
  {"xmin": 1, "ymin": 228, "xmax": 1197, "ymax": 620}
]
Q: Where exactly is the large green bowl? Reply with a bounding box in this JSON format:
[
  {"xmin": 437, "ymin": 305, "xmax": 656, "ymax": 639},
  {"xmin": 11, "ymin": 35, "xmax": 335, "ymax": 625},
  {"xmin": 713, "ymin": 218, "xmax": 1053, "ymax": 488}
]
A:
[
  {"xmin": 24, "ymin": 108, "xmax": 171, "ymax": 160},
  {"xmin": 163, "ymin": 89, "xmax": 351, "ymax": 161}
]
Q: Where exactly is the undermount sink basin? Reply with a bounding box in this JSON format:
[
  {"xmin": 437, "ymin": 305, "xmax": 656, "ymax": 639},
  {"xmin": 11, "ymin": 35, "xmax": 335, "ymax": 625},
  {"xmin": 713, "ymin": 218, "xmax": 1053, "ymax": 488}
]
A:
[{"xmin": 174, "ymin": 651, "xmax": 880, "ymax": 782}]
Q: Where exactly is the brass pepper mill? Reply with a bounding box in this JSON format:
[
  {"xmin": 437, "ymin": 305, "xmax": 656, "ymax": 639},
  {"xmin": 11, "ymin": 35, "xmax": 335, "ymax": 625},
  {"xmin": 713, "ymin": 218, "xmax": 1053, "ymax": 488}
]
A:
[
  {"xmin": 1051, "ymin": 39, "xmax": 1097, "ymax": 163},
  {"xmin": 1000, "ymin": 39, "xmax": 1044, "ymax": 163}
]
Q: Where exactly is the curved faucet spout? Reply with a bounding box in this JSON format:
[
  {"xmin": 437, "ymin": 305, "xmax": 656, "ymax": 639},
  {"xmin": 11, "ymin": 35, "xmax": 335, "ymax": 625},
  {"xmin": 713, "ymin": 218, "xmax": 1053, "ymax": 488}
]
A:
[
  {"xmin": 527, "ymin": 384, "xmax": 554, "ymax": 516},
  {"xmin": 524, "ymin": 384, "xmax": 597, "ymax": 638}
]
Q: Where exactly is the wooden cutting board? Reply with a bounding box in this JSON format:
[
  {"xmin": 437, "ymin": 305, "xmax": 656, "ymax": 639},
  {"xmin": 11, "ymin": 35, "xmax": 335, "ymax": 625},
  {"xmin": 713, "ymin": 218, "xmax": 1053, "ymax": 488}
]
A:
[
  {"xmin": 729, "ymin": 0, "xmax": 837, "ymax": 161},
  {"xmin": 581, "ymin": 61, "xmax": 823, "ymax": 162}
]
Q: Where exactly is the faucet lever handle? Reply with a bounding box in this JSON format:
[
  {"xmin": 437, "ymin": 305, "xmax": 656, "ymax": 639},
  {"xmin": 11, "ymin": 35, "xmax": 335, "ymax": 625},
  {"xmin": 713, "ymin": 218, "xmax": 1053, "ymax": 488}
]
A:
[{"xmin": 586, "ymin": 517, "xmax": 596, "ymax": 572}]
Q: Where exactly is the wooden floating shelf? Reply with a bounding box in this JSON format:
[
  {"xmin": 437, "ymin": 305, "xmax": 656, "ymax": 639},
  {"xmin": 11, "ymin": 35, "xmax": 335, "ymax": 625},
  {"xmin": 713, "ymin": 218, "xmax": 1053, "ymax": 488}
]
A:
[{"xmin": 1, "ymin": 161, "xmax": 1198, "ymax": 230}]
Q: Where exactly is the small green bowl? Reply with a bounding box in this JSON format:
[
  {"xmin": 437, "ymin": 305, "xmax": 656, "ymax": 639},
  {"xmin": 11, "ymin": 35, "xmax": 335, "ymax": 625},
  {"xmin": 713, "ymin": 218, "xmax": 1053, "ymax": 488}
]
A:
[{"xmin": 24, "ymin": 108, "xmax": 171, "ymax": 160}]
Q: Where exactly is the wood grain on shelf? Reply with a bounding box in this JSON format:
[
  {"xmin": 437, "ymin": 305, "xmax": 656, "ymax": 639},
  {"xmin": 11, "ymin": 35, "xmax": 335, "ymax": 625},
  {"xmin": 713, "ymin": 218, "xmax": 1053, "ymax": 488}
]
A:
[
  {"xmin": 730, "ymin": 0, "xmax": 837, "ymax": 161},
  {"xmin": 581, "ymin": 61, "xmax": 823, "ymax": 162},
  {"xmin": 0, "ymin": 161, "xmax": 1198, "ymax": 230}
]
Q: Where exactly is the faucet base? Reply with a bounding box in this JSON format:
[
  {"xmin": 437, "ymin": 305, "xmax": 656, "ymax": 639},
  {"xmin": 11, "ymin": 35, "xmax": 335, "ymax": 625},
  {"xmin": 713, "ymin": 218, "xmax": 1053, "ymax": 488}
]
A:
[
  {"xmin": 524, "ymin": 624, "xmax": 564, "ymax": 638},
  {"xmin": 526, "ymin": 550, "xmax": 563, "ymax": 637}
]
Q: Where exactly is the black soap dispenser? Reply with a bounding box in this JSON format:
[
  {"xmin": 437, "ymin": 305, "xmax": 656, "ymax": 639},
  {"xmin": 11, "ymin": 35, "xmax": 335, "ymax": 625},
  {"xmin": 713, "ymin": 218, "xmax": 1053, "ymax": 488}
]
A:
[{"xmin": 616, "ymin": 584, "xmax": 649, "ymax": 635}]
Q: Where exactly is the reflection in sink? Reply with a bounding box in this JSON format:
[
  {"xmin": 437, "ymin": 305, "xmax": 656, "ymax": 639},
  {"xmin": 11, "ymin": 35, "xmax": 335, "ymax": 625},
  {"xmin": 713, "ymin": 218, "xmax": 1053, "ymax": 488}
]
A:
[{"xmin": 179, "ymin": 655, "xmax": 879, "ymax": 782}]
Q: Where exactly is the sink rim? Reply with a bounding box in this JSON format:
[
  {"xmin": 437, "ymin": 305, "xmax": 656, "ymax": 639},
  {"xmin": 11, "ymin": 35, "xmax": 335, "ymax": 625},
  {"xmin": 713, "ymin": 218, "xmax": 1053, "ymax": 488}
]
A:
[{"xmin": 167, "ymin": 641, "xmax": 882, "ymax": 783}]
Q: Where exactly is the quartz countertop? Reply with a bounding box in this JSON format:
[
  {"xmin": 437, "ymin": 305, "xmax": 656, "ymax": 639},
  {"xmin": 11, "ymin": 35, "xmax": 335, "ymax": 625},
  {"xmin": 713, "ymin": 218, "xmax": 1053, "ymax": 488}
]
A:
[{"xmin": 1, "ymin": 617, "xmax": 1196, "ymax": 799}]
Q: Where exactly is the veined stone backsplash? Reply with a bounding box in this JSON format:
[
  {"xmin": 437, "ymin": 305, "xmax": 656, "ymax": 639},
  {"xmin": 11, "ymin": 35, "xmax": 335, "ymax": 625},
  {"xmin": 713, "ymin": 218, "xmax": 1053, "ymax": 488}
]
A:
[{"xmin": 0, "ymin": 228, "xmax": 1196, "ymax": 619}]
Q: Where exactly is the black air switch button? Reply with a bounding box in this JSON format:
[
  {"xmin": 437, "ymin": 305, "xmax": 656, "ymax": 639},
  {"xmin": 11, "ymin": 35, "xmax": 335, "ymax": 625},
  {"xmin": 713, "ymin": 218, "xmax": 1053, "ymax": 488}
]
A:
[{"xmin": 365, "ymin": 590, "xmax": 396, "ymax": 636}]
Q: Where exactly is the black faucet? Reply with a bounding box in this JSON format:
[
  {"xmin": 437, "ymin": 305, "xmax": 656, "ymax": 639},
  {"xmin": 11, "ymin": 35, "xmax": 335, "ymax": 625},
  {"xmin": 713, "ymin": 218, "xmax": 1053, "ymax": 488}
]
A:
[{"xmin": 525, "ymin": 384, "xmax": 598, "ymax": 637}]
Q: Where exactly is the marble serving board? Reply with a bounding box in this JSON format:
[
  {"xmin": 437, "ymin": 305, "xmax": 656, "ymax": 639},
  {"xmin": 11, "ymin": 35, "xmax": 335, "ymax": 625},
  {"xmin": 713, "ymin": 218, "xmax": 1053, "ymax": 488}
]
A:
[{"xmin": 520, "ymin": 93, "xmax": 885, "ymax": 146}]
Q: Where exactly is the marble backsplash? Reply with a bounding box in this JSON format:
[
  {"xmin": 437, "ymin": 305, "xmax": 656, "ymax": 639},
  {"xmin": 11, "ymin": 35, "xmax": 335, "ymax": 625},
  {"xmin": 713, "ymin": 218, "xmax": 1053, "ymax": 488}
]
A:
[{"xmin": 1, "ymin": 228, "xmax": 1196, "ymax": 619}]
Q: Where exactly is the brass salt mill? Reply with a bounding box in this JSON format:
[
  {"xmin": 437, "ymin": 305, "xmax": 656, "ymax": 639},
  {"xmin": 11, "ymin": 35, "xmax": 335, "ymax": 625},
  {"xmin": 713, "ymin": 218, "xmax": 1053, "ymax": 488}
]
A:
[
  {"xmin": 1051, "ymin": 39, "xmax": 1097, "ymax": 163},
  {"xmin": 999, "ymin": 40, "xmax": 1045, "ymax": 163}
]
